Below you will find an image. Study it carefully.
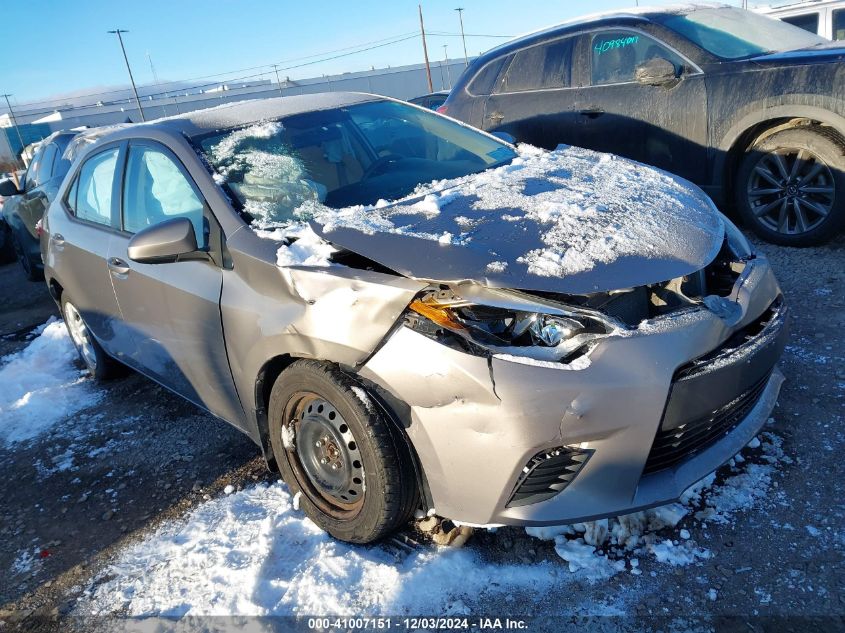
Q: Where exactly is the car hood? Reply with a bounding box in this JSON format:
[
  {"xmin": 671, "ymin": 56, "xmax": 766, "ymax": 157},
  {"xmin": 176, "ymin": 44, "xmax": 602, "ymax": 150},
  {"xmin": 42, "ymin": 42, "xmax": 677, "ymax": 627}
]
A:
[
  {"xmin": 309, "ymin": 145, "xmax": 725, "ymax": 295},
  {"xmin": 749, "ymin": 45, "xmax": 845, "ymax": 66}
]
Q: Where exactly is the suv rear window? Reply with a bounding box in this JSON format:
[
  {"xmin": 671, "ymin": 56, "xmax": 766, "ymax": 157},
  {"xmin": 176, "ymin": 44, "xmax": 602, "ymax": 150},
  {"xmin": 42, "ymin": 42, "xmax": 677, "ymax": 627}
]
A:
[
  {"xmin": 468, "ymin": 57, "xmax": 509, "ymax": 96},
  {"xmin": 496, "ymin": 38, "xmax": 573, "ymax": 93}
]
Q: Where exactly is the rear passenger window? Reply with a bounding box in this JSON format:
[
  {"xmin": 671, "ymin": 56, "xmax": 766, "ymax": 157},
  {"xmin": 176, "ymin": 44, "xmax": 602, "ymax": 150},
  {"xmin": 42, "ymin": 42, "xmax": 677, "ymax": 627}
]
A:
[
  {"xmin": 24, "ymin": 149, "xmax": 43, "ymax": 192},
  {"xmin": 468, "ymin": 57, "xmax": 510, "ymax": 96},
  {"xmin": 67, "ymin": 148, "xmax": 119, "ymax": 226},
  {"xmin": 36, "ymin": 144, "xmax": 58, "ymax": 186},
  {"xmin": 497, "ymin": 38, "xmax": 574, "ymax": 93},
  {"xmin": 591, "ymin": 31, "xmax": 684, "ymax": 86},
  {"xmin": 122, "ymin": 146, "xmax": 207, "ymax": 249},
  {"xmin": 780, "ymin": 12, "xmax": 820, "ymax": 34},
  {"xmin": 834, "ymin": 10, "xmax": 845, "ymax": 40}
]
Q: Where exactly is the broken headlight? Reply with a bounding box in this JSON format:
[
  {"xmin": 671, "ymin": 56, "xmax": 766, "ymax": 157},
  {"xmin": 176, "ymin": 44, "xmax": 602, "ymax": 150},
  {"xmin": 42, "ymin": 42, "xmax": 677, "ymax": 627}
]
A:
[{"xmin": 404, "ymin": 288, "xmax": 611, "ymax": 362}]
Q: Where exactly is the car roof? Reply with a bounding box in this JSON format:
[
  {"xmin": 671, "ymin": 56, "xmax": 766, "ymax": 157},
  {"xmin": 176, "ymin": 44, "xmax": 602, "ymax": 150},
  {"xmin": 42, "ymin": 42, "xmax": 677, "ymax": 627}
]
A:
[
  {"xmin": 138, "ymin": 92, "xmax": 383, "ymax": 139},
  {"xmin": 471, "ymin": 2, "xmax": 728, "ymax": 64}
]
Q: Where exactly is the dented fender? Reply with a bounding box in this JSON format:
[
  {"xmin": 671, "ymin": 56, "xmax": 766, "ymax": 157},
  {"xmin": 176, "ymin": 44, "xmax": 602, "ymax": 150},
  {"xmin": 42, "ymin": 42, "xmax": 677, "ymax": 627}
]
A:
[{"xmin": 220, "ymin": 227, "xmax": 426, "ymax": 438}]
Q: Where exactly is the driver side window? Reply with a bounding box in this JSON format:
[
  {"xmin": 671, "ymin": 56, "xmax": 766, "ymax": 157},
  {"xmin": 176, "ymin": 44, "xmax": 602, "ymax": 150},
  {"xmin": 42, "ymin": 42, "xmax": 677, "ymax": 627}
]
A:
[
  {"xmin": 122, "ymin": 145, "xmax": 207, "ymax": 249},
  {"xmin": 591, "ymin": 31, "xmax": 683, "ymax": 86}
]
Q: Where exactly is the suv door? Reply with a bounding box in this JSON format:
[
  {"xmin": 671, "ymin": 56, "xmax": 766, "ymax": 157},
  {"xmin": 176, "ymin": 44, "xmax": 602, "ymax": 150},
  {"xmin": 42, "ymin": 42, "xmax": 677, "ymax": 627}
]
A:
[
  {"xmin": 575, "ymin": 28, "xmax": 708, "ymax": 184},
  {"xmin": 481, "ymin": 35, "xmax": 585, "ymax": 148},
  {"xmin": 109, "ymin": 140, "xmax": 243, "ymax": 424},
  {"xmin": 17, "ymin": 143, "xmax": 58, "ymax": 238}
]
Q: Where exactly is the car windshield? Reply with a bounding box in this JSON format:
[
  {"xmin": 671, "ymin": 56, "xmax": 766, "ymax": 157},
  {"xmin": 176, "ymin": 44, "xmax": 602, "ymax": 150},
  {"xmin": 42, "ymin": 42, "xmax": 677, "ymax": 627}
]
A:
[
  {"xmin": 656, "ymin": 7, "xmax": 827, "ymax": 60},
  {"xmin": 196, "ymin": 99, "xmax": 516, "ymax": 224}
]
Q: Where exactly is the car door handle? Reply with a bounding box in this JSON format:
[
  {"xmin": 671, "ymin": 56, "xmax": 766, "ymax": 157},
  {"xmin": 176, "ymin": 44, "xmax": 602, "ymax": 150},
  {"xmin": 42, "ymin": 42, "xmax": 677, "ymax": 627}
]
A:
[
  {"xmin": 108, "ymin": 257, "xmax": 131, "ymax": 276},
  {"xmin": 52, "ymin": 233, "xmax": 65, "ymax": 245},
  {"xmin": 579, "ymin": 108, "xmax": 605, "ymax": 119}
]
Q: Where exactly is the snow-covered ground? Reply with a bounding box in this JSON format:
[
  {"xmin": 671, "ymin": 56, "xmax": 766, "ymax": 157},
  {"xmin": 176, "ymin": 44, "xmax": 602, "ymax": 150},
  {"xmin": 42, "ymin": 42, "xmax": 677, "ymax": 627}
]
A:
[
  {"xmin": 74, "ymin": 433, "xmax": 786, "ymax": 617},
  {"xmin": 0, "ymin": 318, "xmax": 790, "ymax": 619},
  {"xmin": 0, "ymin": 318, "xmax": 102, "ymax": 446}
]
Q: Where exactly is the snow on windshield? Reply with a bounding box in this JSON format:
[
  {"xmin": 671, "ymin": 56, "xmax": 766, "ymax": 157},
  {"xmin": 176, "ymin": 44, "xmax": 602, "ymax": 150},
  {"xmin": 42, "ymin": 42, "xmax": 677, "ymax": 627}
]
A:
[
  {"xmin": 266, "ymin": 143, "xmax": 723, "ymax": 278},
  {"xmin": 205, "ymin": 121, "xmax": 325, "ymax": 222}
]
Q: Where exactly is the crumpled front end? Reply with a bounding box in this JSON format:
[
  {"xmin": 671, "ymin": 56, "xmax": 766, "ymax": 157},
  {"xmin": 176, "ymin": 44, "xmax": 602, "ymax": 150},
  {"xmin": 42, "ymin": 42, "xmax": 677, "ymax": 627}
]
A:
[{"xmin": 359, "ymin": 246, "xmax": 787, "ymax": 526}]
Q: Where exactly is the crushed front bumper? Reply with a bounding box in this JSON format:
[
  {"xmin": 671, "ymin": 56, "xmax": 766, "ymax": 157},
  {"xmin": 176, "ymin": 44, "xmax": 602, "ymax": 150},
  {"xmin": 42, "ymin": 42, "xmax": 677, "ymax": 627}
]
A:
[{"xmin": 359, "ymin": 255, "xmax": 787, "ymax": 526}]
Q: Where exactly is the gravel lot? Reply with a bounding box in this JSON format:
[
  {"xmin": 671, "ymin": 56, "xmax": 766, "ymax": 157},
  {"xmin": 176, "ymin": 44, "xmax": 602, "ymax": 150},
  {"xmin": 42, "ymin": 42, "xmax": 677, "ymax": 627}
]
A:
[{"xmin": 0, "ymin": 232, "xmax": 843, "ymax": 630}]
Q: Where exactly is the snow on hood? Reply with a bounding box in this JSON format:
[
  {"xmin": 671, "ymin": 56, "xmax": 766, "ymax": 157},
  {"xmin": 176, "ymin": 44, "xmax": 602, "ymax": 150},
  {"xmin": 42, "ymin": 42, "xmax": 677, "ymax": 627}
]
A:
[{"xmin": 306, "ymin": 145, "xmax": 725, "ymax": 294}]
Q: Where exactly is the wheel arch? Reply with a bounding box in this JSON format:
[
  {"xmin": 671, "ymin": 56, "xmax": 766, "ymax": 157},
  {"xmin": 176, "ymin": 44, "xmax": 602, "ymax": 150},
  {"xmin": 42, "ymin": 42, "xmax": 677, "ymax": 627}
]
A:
[
  {"xmin": 47, "ymin": 276, "xmax": 64, "ymax": 304},
  {"xmin": 718, "ymin": 105, "xmax": 845, "ymax": 205}
]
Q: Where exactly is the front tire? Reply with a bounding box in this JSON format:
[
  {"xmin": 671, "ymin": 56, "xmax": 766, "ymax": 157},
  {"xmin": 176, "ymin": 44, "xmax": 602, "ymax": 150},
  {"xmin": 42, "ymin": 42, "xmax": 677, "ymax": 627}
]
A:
[
  {"xmin": 61, "ymin": 296, "xmax": 123, "ymax": 380},
  {"xmin": 736, "ymin": 127, "xmax": 845, "ymax": 246},
  {"xmin": 268, "ymin": 360, "xmax": 418, "ymax": 543}
]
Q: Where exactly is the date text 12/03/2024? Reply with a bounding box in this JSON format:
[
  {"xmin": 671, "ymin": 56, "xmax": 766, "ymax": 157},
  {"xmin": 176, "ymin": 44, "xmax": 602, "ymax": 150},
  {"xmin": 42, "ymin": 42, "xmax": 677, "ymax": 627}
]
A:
[{"xmin": 306, "ymin": 617, "xmax": 529, "ymax": 630}]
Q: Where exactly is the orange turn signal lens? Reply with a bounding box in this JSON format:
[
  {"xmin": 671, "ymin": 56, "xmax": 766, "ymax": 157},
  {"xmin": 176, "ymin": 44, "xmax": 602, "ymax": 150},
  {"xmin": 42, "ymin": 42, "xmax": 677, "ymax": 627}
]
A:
[{"xmin": 408, "ymin": 299, "xmax": 465, "ymax": 330}]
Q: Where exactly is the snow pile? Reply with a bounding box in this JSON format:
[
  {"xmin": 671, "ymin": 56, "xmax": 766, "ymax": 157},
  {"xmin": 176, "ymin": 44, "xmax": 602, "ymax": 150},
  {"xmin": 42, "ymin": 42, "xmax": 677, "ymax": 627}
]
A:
[
  {"xmin": 77, "ymin": 431, "xmax": 785, "ymax": 617},
  {"xmin": 526, "ymin": 431, "xmax": 787, "ymax": 574},
  {"xmin": 307, "ymin": 144, "xmax": 723, "ymax": 278},
  {"xmin": 0, "ymin": 319, "xmax": 102, "ymax": 446},
  {"xmin": 78, "ymin": 483, "xmax": 600, "ymax": 617},
  {"xmin": 275, "ymin": 224, "xmax": 337, "ymax": 267}
]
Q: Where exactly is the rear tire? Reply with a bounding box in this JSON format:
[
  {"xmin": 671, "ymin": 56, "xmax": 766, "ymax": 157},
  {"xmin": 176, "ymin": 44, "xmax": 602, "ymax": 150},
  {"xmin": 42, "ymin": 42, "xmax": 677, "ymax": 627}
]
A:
[
  {"xmin": 268, "ymin": 360, "xmax": 418, "ymax": 544},
  {"xmin": 735, "ymin": 127, "xmax": 845, "ymax": 246},
  {"xmin": 61, "ymin": 295, "xmax": 124, "ymax": 380}
]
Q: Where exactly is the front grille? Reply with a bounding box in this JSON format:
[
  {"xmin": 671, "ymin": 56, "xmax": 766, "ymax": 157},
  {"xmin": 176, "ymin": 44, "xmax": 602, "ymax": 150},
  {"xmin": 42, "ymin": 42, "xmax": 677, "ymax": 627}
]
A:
[
  {"xmin": 507, "ymin": 447, "xmax": 592, "ymax": 507},
  {"xmin": 643, "ymin": 372, "xmax": 770, "ymax": 475}
]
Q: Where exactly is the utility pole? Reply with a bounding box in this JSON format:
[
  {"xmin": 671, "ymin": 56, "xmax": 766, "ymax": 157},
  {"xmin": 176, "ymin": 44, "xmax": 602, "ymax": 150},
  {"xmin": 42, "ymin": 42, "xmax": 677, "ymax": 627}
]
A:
[
  {"xmin": 443, "ymin": 45, "xmax": 452, "ymax": 89},
  {"xmin": 108, "ymin": 29, "xmax": 146, "ymax": 122},
  {"xmin": 1, "ymin": 94, "xmax": 26, "ymax": 160},
  {"xmin": 272, "ymin": 64, "xmax": 284, "ymax": 96},
  {"xmin": 418, "ymin": 4, "xmax": 434, "ymax": 93},
  {"xmin": 146, "ymin": 52, "xmax": 168, "ymax": 117},
  {"xmin": 455, "ymin": 7, "xmax": 469, "ymax": 67}
]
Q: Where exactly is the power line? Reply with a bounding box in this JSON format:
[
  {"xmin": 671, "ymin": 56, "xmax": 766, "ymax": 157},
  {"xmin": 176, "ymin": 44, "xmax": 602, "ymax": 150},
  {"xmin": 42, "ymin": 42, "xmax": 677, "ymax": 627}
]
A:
[
  {"xmin": 4, "ymin": 26, "xmax": 513, "ymax": 120},
  {"xmin": 6, "ymin": 33, "xmax": 426, "ymax": 120},
  {"xmin": 10, "ymin": 31, "xmax": 421, "ymax": 110}
]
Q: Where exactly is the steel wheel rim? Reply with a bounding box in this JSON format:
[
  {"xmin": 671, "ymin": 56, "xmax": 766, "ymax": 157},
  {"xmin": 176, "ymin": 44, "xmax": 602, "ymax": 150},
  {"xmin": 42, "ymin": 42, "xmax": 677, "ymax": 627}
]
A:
[
  {"xmin": 747, "ymin": 148, "xmax": 835, "ymax": 235},
  {"xmin": 64, "ymin": 303, "xmax": 97, "ymax": 372},
  {"xmin": 283, "ymin": 392, "xmax": 365, "ymax": 516}
]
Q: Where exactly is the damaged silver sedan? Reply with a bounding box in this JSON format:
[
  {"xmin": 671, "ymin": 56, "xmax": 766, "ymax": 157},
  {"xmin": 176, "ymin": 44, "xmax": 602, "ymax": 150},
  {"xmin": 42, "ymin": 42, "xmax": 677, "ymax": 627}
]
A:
[{"xmin": 41, "ymin": 93, "xmax": 788, "ymax": 543}]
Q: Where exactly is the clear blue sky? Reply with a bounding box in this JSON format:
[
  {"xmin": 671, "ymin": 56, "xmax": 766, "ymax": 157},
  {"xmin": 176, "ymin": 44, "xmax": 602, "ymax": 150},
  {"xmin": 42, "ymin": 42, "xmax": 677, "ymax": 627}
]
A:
[{"xmin": 0, "ymin": 0, "xmax": 741, "ymax": 108}]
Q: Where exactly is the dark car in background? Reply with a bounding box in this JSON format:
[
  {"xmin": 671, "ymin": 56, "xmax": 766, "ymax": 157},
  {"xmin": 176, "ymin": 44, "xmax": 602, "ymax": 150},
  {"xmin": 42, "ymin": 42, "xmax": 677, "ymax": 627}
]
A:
[
  {"xmin": 440, "ymin": 5, "xmax": 845, "ymax": 246},
  {"xmin": 0, "ymin": 131, "xmax": 78, "ymax": 279},
  {"xmin": 409, "ymin": 90, "xmax": 450, "ymax": 110}
]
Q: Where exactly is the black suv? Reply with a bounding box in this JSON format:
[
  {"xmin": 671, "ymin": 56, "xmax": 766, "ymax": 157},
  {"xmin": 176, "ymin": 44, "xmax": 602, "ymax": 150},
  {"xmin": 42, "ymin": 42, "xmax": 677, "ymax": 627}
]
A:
[
  {"xmin": 440, "ymin": 5, "xmax": 845, "ymax": 246},
  {"xmin": 0, "ymin": 131, "xmax": 77, "ymax": 280}
]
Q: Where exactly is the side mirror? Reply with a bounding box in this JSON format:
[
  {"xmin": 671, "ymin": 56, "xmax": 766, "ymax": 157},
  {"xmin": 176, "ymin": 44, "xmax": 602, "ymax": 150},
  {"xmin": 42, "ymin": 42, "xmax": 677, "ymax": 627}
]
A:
[
  {"xmin": 0, "ymin": 178, "xmax": 21, "ymax": 198},
  {"xmin": 127, "ymin": 216, "xmax": 198, "ymax": 264},
  {"xmin": 635, "ymin": 57, "xmax": 679, "ymax": 87},
  {"xmin": 491, "ymin": 131, "xmax": 516, "ymax": 145}
]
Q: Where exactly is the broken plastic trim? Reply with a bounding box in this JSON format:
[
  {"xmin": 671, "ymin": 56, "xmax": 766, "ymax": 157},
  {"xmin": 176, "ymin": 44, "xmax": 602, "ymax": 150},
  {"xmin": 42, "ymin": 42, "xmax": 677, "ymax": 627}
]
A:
[{"xmin": 523, "ymin": 237, "xmax": 751, "ymax": 329}]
